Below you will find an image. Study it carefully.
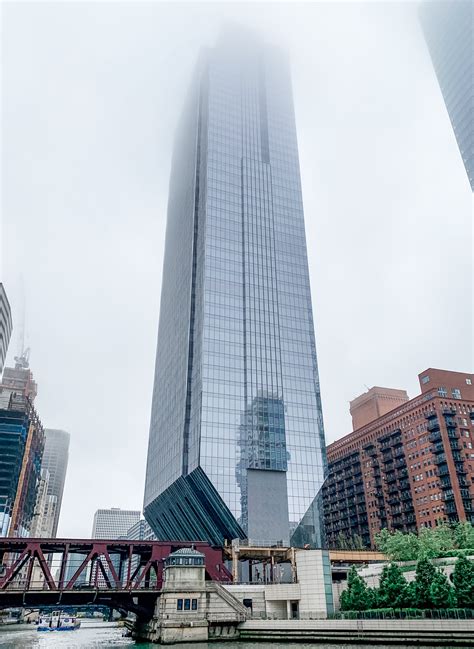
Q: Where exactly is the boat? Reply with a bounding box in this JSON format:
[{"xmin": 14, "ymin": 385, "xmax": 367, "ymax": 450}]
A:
[{"xmin": 37, "ymin": 610, "xmax": 81, "ymax": 631}]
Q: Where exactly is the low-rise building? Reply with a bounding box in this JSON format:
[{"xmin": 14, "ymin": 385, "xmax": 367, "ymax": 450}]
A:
[{"xmin": 133, "ymin": 546, "xmax": 334, "ymax": 644}]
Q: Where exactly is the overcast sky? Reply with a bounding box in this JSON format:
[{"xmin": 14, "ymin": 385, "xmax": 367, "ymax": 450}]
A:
[{"xmin": 1, "ymin": 1, "xmax": 472, "ymax": 538}]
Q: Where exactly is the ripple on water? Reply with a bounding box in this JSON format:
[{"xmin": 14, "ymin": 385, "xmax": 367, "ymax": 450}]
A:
[{"xmin": 0, "ymin": 622, "xmax": 137, "ymax": 648}]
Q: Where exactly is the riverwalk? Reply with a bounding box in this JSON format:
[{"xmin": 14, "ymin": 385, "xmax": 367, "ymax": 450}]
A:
[{"xmin": 238, "ymin": 618, "xmax": 474, "ymax": 645}]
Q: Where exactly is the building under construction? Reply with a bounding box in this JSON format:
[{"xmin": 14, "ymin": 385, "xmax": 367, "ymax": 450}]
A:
[{"xmin": 0, "ymin": 352, "xmax": 44, "ymax": 537}]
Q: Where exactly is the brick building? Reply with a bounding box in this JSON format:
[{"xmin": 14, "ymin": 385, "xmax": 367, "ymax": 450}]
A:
[{"xmin": 323, "ymin": 369, "xmax": 474, "ymax": 549}]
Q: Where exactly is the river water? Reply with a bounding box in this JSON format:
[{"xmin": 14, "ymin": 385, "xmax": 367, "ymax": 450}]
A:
[
  {"xmin": 0, "ymin": 621, "xmax": 345, "ymax": 648},
  {"xmin": 0, "ymin": 622, "xmax": 460, "ymax": 648},
  {"xmin": 0, "ymin": 621, "xmax": 344, "ymax": 648}
]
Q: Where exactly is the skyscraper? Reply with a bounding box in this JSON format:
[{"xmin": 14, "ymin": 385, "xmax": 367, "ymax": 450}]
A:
[
  {"xmin": 36, "ymin": 429, "xmax": 70, "ymax": 536},
  {"xmin": 0, "ymin": 350, "xmax": 44, "ymax": 537},
  {"xmin": 0, "ymin": 390, "xmax": 44, "ymax": 537},
  {"xmin": 419, "ymin": 0, "xmax": 473, "ymax": 190},
  {"xmin": 0, "ymin": 284, "xmax": 12, "ymax": 375},
  {"xmin": 144, "ymin": 30, "xmax": 328, "ymax": 547},
  {"xmin": 92, "ymin": 508, "xmax": 141, "ymax": 539}
]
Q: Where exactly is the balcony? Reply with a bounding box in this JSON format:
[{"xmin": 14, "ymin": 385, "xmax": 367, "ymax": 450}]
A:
[
  {"xmin": 445, "ymin": 417, "xmax": 457, "ymax": 428},
  {"xmin": 432, "ymin": 441, "xmax": 445, "ymax": 454},
  {"xmin": 429, "ymin": 430, "xmax": 443, "ymax": 443},
  {"xmin": 425, "ymin": 410, "xmax": 438, "ymax": 419},
  {"xmin": 438, "ymin": 465, "xmax": 450, "ymax": 476},
  {"xmin": 455, "ymin": 463, "xmax": 467, "ymax": 475},
  {"xmin": 449, "ymin": 439, "xmax": 460, "ymax": 450},
  {"xmin": 446, "ymin": 502, "xmax": 458, "ymax": 515},
  {"xmin": 442, "ymin": 406, "xmax": 457, "ymax": 415},
  {"xmin": 363, "ymin": 445, "xmax": 377, "ymax": 456},
  {"xmin": 434, "ymin": 453, "xmax": 447, "ymax": 465},
  {"xmin": 427, "ymin": 419, "xmax": 440, "ymax": 431}
]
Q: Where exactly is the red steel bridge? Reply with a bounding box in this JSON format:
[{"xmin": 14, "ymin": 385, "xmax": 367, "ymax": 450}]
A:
[{"xmin": 0, "ymin": 538, "xmax": 230, "ymax": 619}]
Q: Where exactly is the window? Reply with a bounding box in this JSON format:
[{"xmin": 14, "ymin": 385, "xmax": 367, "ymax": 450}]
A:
[
  {"xmin": 177, "ymin": 599, "xmax": 183, "ymax": 611},
  {"xmin": 452, "ymin": 388, "xmax": 462, "ymax": 399},
  {"xmin": 438, "ymin": 387, "xmax": 448, "ymax": 397},
  {"xmin": 422, "ymin": 375, "xmax": 430, "ymax": 384},
  {"xmin": 466, "ymin": 379, "xmax": 472, "ymax": 385},
  {"xmin": 192, "ymin": 599, "xmax": 198, "ymax": 610},
  {"xmin": 184, "ymin": 599, "xmax": 191, "ymax": 611}
]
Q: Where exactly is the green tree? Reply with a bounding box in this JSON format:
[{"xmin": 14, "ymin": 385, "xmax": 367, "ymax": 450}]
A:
[
  {"xmin": 339, "ymin": 588, "xmax": 350, "ymax": 611},
  {"xmin": 418, "ymin": 524, "xmax": 455, "ymax": 559},
  {"xmin": 453, "ymin": 522, "xmax": 474, "ymax": 550},
  {"xmin": 405, "ymin": 580, "xmax": 417, "ymax": 608},
  {"xmin": 366, "ymin": 587, "xmax": 378, "ymax": 609},
  {"xmin": 335, "ymin": 532, "xmax": 350, "ymax": 551},
  {"xmin": 413, "ymin": 557, "xmax": 437, "ymax": 609},
  {"xmin": 350, "ymin": 534, "xmax": 366, "ymax": 551},
  {"xmin": 429, "ymin": 569, "xmax": 457, "ymax": 608},
  {"xmin": 374, "ymin": 529, "xmax": 420, "ymax": 561},
  {"xmin": 377, "ymin": 562, "xmax": 409, "ymax": 608},
  {"xmin": 451, "ymin": 555, "xmax": 474, "ymax": 607},
  {"xmin": 340, "ymin": 566, "xmax": 371, "ymax": 611}
]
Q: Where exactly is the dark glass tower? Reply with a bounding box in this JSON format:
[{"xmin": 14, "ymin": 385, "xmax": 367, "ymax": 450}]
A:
[
  {"xmin": 420, "ymin": 1, "xmax": 473, "ymax": 190},
  {"xmin": 144, "ymin": 30, "xmax": 328, "ymax": 547}
]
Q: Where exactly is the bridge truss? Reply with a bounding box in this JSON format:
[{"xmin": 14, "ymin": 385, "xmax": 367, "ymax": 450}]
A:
[{"xmin": 0, "ymin": 538, "xmax": 230, "ymax": 617}]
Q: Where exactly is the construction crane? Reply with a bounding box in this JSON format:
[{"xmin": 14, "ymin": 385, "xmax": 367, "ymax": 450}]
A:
[{"xmin": 14, "ymin": 347, "xmax": 30, "ymax": 370}]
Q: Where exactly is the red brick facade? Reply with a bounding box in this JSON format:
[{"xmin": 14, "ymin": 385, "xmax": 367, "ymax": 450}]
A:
[{"xmin": 323, "ymin": 369, "xmax": 474, "ymax": 549}]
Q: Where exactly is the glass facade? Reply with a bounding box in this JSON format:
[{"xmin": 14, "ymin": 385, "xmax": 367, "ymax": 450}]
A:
[
  {"xmin": 420, "ymin": 1, "xmax": 473, "ymax": 190},
  {"xmin": 92, "ymin": 509, "xmax": 141, "ymax": 539},
  {"xmin": 144, "ymin": 30, "xmax": 328, "ymax": 547},
  {"xmin": 40, "ymin": 429, "xmax": 70, "ymax": 537}
]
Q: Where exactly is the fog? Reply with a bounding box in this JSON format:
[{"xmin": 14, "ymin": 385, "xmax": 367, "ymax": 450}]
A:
[{"xmin": 1, "ymin": 2, "xmax": 472, "ymax": 537}]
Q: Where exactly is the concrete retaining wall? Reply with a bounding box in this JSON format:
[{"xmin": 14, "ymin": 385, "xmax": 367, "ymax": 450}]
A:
[{"xmin": 239, "ymin": 618, "xmax": 474, "ymax": 645}]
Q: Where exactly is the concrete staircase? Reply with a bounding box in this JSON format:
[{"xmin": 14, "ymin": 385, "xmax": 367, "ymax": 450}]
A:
[{"xmin": 207, "ymin": 583, "xmax": 248, "ymax": 620}]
